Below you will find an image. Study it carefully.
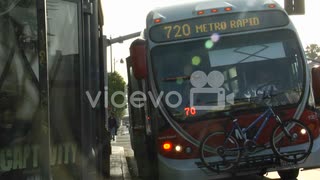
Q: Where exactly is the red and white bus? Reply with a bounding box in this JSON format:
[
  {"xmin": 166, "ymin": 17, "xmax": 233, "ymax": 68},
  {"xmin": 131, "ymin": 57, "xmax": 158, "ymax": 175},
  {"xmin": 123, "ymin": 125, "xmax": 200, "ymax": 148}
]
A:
[{"xmin": 127, "ymin": 0, "xmax": 320, "ymax": 179}]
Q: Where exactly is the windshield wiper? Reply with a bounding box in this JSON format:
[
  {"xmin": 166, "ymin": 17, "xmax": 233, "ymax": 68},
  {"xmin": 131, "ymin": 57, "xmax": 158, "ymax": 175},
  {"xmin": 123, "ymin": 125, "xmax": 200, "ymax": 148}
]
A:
[
  {"xmin": 162, "ymin": 75, "xmax": 190, "ymax": 82},
  {"xmin": 196, "ymin": 100, "xmax": 258, "ymax": 119}
]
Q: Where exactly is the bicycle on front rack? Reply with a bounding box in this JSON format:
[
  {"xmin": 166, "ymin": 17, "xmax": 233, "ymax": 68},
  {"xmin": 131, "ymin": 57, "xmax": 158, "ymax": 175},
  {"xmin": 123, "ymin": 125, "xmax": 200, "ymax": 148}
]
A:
[{"xmin": 199, "ymin": 93, "xmax": 313, "ymax": 173}]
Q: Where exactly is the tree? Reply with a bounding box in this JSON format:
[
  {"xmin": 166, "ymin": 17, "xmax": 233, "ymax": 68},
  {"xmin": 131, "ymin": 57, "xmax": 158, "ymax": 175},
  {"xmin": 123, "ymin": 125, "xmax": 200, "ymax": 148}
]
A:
[
  {"xmin": 108, "ymin": 72, "xmax": 126, "ymax": 118},
  {"xmin": 305, "ymin": 44, "xmax": 320, "ymax": 61}
]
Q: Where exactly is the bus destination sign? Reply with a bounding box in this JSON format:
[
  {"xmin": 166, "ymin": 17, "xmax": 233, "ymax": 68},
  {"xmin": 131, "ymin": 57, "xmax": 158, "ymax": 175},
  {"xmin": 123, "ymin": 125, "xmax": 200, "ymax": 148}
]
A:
[{"xmin": 149, "ymin": 11, "xmax": 289, "ymax": 42}]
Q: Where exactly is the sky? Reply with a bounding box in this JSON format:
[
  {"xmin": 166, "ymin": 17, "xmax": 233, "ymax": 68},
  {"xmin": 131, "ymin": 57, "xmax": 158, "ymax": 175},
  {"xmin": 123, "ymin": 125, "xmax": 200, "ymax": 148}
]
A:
[{"xmin": 102, "ymin": 0, "xmax": 320, "ymax": 81}]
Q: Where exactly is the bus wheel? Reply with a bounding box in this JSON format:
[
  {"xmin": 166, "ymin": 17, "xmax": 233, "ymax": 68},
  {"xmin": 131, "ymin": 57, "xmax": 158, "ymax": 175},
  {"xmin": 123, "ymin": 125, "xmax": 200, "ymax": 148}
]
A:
[
  {"xmin": 256, "ymin": 169, "xmax": 266, "ymax": 176},
  {"xmin": 277, "ymin": 169, "xmax": 299, "ymax": 180}
]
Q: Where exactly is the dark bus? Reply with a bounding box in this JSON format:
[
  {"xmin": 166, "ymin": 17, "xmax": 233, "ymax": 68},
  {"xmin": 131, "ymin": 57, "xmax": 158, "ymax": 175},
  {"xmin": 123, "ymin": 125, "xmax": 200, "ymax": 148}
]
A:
[{"xmin": 0, "ymin": 0, "xmax": 109, "ymax": 179}]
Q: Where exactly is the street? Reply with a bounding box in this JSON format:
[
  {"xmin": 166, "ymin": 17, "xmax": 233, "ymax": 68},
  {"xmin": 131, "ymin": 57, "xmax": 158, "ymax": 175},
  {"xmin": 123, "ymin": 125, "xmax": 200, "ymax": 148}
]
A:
[
  {"xmin": 112, "ymin": 125, "xmax": 320, "ymax": 180},
  {"xmin": 264, "ymin": 169, "xmax": 320, "ymax": 180}
]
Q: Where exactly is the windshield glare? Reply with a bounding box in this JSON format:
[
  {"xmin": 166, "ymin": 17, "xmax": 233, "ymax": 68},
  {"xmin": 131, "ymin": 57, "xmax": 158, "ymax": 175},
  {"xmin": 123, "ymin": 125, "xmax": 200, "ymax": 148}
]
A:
[{"xmin": 151, "ymin": 30, "xmax": 304, "ymax": 121}]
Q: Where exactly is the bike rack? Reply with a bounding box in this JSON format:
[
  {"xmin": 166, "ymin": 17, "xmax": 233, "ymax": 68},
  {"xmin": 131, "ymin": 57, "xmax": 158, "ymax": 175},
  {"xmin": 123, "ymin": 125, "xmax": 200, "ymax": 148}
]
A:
[{"xmin": 195, "ymin": 151, "xmax": 309, "ymax": 175}]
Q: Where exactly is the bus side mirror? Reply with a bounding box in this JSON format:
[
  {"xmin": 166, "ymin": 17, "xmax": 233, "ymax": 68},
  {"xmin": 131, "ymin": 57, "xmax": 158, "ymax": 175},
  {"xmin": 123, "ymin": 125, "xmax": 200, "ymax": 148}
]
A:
[
  {"xmin": 130, "ymin": 39, "xmax": 147, "ymax": 79},
  {"xmin": 312, "ymin": 67, "xmax": 320, "ymax": 105},
  {"xmin": 285, "ymin": 0, "xmax": 305, "ymax": 15}
]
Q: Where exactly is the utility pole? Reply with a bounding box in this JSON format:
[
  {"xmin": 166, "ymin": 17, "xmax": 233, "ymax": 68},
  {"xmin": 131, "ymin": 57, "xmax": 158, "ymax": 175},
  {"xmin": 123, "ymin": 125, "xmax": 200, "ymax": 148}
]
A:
[
  {"xmin": 113, "ymin": 58, "xmax": 115, "ymax": 73},
  {"xmin": 106, "ymin": 32, "xmax": 141, "ymax": 46},
  {"xmin": 110, "ymin": 36, "xmax": 113, "ymax": 72},
  {"xmin": 104, "ymin": 32, "xmax": 141, "ymax": 73}
]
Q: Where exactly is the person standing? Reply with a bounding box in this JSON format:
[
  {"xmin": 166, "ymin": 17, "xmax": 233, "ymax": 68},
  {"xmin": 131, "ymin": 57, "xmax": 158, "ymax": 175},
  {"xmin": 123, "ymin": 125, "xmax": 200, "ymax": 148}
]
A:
[{"xmin": 108, "ymin": 112, "xmax": 118, "ymax": 141}]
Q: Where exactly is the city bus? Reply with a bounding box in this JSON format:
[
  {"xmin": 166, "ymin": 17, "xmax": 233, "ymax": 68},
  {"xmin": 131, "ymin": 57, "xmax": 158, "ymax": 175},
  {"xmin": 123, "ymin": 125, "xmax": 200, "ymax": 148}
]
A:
[
  {"xmin": 126, "ymin": 0, "xmax": 320, "ymax": 179},
  {"xmin": 0, "ymin": 0, "xmax": 110, "ymax": 179}
]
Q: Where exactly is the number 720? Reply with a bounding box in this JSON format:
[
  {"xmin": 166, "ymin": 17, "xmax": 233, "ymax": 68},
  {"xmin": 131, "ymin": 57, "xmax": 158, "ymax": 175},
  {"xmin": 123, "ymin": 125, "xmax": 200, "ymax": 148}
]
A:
[{"xmin": 163, "ymin": 24, "xmax": 191, "ymax": 39}]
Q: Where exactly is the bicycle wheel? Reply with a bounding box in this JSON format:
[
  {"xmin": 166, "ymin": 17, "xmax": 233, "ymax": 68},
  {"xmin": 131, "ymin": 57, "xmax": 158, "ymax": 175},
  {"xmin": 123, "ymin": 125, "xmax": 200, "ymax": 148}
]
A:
[
  {"xmin": 270, "ymin": 119, "xmax": 313, "ymax": 162},
  {"xmin": 200, "ymin": 131, "xmax": 240, "ymax": 172}
]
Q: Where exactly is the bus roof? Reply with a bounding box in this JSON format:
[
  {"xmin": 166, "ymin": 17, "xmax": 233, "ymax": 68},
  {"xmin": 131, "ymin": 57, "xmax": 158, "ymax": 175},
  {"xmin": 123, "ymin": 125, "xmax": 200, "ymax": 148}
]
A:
[{"xmin": 147, "ymin": 0, "xmax": 284, "ymax": 25}]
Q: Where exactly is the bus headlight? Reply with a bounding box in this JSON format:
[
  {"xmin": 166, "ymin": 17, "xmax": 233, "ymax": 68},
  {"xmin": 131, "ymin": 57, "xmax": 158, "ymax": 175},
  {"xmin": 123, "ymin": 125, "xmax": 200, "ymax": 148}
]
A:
[{"xmin": 175, "ymin": 145, "xmax": 182, "ymax": 152}]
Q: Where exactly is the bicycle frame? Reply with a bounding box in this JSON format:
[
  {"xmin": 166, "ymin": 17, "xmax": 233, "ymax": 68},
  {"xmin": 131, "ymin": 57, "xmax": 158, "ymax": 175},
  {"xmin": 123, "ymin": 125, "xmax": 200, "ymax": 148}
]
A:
[{"xmin": 227, "ymin": 106, "xmax": 280, "ymax": 143}]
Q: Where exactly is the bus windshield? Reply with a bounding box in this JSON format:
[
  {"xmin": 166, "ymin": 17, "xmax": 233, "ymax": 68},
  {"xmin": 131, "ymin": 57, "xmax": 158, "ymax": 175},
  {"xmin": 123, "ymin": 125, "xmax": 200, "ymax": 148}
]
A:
[{"xmin": 151, "ymin": 30, "xmax": 304, "ymax": 121}]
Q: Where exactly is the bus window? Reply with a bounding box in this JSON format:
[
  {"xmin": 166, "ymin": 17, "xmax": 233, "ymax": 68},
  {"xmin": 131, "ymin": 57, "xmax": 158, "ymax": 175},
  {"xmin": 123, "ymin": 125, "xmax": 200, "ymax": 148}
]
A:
[
  {"xmin": 47, "ymin": 0, "xmax": 81, "ymax": 162},
  {"xmin": 151, "ymin": 30, "xmax": 304, "ymax": 121}
]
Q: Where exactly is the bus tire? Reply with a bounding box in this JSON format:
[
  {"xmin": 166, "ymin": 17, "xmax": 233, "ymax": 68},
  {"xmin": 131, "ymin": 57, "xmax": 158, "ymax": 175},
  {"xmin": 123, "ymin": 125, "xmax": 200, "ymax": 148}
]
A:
[
  {"xmin": 277, "ymin": 169, "xmax": 299, "ymax": 180},
  {"xmin": 256, "ymin": 168, "xmax": 267, "ymax": 176},
  {"xmin": 134, "ymin": 134, "xmax": 158, "ymax": 180}
]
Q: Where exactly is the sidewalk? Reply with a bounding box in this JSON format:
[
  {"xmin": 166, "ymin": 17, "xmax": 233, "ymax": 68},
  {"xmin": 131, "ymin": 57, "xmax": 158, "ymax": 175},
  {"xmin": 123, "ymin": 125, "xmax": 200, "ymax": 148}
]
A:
[{"xmin": 108, "ymin": 146, "xmax": 131, "ymax": 180}]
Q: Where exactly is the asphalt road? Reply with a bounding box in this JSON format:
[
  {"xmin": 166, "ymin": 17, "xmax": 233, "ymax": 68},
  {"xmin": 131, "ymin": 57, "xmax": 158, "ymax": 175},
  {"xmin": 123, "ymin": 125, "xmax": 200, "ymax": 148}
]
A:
[{"xmin": 264, "ymin": 168, "xmax": 320, "ymax": 180}]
